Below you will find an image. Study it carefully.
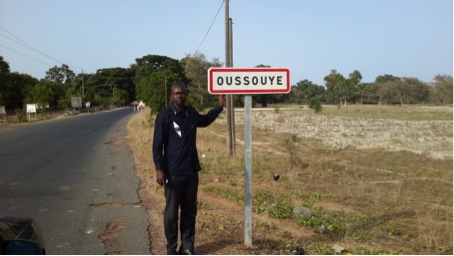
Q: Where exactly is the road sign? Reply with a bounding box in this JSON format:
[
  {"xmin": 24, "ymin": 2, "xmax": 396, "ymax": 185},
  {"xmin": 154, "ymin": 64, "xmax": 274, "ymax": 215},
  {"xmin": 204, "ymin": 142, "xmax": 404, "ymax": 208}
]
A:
[
  {"xmin": 26, "ymin": 104, "xmax": 37, "ymax": 113},
  {"xmin": 71, "ymin": 97, "xmax": 82, "ymax": 108},
  {"xmin": 208, "ymin": 68, "xmax": 290, "ymax": 94}
]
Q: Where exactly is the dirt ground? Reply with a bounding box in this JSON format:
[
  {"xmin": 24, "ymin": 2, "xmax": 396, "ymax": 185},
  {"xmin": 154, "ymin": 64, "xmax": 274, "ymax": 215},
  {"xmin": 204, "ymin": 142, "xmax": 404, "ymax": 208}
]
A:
[
  {"xmin": 127, "ymin": 105, "xmax": 452, "ymax": 255},
  {"xmin": 229, "ymin": 105, "xmax": 453, "ymax": 160}
]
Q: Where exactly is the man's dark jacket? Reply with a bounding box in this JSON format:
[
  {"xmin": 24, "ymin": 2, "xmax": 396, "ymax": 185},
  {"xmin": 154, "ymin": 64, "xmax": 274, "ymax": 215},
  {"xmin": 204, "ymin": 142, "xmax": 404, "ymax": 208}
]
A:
[{"xmin": 153, "ymin": 104, "xmax": 223, "ymax": 176}]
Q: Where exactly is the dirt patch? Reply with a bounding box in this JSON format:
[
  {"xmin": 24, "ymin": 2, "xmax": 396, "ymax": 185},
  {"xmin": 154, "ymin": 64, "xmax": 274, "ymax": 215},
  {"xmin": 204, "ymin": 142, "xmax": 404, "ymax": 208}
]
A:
[{"xmin": 99, "ymin": 221, "xmax": 128, "ymax": 254}]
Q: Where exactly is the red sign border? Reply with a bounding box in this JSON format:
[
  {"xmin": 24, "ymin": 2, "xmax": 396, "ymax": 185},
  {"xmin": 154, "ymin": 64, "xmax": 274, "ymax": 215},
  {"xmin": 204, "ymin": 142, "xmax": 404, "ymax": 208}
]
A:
[{"xmin": 208, "ymin": 68, "xmax": 290, "ymax": 94}]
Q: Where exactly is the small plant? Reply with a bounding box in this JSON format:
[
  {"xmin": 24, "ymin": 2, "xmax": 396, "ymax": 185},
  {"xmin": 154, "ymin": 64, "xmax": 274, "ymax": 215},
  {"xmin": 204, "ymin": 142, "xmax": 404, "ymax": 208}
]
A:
[
  {"xmin": 303, "ymin": 192, "xmax": 322, "ymax": 208},
  {"xmin": 303, "ymin": 242, "xmax": 336, "ymax": 255},
  {"xmin": 351, "ymin": 228, "xmax": 372, "ymax": 242},
  {"xmin": 277, "ymin": 230, "xmax": 292, "ymax": 239},
  {"xmin": 253, "ymin": 191, "xmax": 293, "ymax": 219},
  {"xmin": 309, "ymin": 98, "xmax": 322, "ymax": 113},
  {"xmin": 254, "ymin": 220, "xmax": 273, "ymax": 229},
  {"xmin": 353, "ymin": 245, "xmax": 389, "ymax": 255},
  {"xmin": 296, "ymin": 211, "xmax": 347, "ymax": 238},
  {"xmin": 268, "ymin": 202, "xmax": 293, "ymax": 219},
  {"xmin": 227, "ymin": 178, "xmax": 238, "ymax": 186},
  {"xmin": 386, "ymin": 221, "xmax": 401, "ymax": 235},
  {"xmin": 219, "ymin": 188, "xmax": 239, "ymax": 202}
]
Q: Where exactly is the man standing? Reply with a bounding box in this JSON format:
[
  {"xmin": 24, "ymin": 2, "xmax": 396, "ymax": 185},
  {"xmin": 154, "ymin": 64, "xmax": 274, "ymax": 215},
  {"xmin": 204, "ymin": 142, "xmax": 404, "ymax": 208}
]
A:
[{"xmin": 153, "ymin": 83, "xmax": 225, "ymax": 255}]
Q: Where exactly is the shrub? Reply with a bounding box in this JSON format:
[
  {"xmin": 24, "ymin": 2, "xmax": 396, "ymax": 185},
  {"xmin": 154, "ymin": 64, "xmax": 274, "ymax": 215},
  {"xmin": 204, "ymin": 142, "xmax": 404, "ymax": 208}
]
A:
[{"xmin": 309, "ymin": 98, "xmax": 322, "ymax": 113}]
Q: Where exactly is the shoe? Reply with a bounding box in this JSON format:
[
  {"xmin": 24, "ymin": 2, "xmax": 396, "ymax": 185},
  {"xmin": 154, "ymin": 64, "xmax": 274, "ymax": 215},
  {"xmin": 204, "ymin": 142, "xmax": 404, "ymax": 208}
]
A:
[
  {"xmin": 179, "ymin": 249, "xmax": 194, "ymax": 255},
  {"xmin": 167, "ymin": 250, "xmax": 177, "ymax": 255}
]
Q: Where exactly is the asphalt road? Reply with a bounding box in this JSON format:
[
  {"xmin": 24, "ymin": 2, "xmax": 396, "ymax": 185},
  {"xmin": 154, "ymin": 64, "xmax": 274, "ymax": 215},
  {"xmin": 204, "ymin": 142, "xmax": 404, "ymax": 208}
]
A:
[{"xmin": 0, "ymin": 108, "xmax": 150, "ymax": 254}]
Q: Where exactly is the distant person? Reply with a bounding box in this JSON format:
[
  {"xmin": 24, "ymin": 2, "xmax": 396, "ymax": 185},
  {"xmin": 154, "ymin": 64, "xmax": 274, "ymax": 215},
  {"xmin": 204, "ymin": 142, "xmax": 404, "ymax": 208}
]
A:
[
  {"xmin": 152, "ymin": 83, "xmax": 225, "ymax": 255},
  {"xmin": 137, "ymin": 100, "xmax": 146, "ymax": 111}
]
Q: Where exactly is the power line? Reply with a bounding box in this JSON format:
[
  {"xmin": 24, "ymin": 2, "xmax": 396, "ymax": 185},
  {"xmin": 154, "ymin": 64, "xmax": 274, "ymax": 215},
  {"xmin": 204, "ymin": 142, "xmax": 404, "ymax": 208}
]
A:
[
  {"xmin": 0, "ymin": 33, "xmax": 41, "ymax": 56},
  {"xmin": 0, "ymin": 26, "xmax": 66, "ymax": 66},
  {"xmin": 195, "ymin": 0, "xmax": 225, "ymax": 54},
  {"xmin": 0, "ymin": 25, "xmax": 83, "ymax": 71},
  {"xmin": 0, "ymin": 43, "xmax": 53, "ymax": 67}
]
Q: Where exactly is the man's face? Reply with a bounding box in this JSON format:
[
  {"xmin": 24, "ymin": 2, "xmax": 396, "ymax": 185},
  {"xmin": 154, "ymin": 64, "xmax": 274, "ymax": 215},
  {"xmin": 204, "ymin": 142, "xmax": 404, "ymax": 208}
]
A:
[{"xmin": 172, "ymin": 85, "xmax": 187, "ymax": 109}]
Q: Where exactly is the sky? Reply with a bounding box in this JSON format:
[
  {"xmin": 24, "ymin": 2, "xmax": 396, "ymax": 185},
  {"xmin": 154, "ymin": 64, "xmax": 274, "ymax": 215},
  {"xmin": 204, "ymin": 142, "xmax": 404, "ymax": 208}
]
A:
[{"xmin": 0, "ymin": 0, "xmax": 452, "ymax": 86}]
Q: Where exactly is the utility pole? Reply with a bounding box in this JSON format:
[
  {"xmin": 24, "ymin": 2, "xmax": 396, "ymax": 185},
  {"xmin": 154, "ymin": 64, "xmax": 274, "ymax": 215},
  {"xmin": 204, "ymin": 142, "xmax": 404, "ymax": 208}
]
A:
[
  {"xmin": 228, "ymin": 17, "xmax": 236, "ymax": 156},
  {"xmin": 81, "ymin": 69, "xmax": 85, "ymax": 99},
  {"xmin": 225, "ymin": 0, "xmax": 236, "ymax": 157},
  {"xmin": 225, "ymin": 0, "xmax": 249, "ymax": 247}
]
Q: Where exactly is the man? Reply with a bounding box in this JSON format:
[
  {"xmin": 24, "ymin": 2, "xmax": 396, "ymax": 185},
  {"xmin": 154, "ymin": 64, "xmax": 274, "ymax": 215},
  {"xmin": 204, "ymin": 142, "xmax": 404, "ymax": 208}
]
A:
[{"xmin": 153, "ymin": 83, "xmax": 225, "ymax": 255}]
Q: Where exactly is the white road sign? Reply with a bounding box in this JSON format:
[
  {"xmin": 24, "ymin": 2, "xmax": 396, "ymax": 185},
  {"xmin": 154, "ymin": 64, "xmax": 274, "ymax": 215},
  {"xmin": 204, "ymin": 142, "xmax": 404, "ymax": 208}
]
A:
[
  {"xmin": 208, "ymin": 68, "xmax": 290, "ymax": 94},
  {"xmin": 26, "ymin": 104, "xmax": 37, "ymax": 113}
]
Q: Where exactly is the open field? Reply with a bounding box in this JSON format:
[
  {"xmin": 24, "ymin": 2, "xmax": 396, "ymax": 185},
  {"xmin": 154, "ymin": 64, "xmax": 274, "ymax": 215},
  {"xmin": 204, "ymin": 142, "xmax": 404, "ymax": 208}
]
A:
[{"xmin": 127, "ymin": 104, "xmax": 453, "ymax": 255}]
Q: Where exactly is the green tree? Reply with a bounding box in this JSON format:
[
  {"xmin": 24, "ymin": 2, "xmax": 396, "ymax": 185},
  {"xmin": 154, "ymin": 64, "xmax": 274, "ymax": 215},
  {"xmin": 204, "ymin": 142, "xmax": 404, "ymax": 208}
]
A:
[
  {"xmin": 0, "ymin": 55, "xmax": 10, "ymax": 74},
  {"xmin": 324, "ymin": 69, "xmax": 362, "ymax": 106},
  {"xmin": 324, "ymin": 69, "xmax": 345, "ymax": 103},
  {"xmin": 84, "ymin": 67, "xmax": 135, "ymax": 107},
  {"xmin": 377, "ymin": 78, "xmax": 430, "ymax": 106},
  {"xmin": 332, "ymin": 79, "xmax": 351, "ymax": 105},
  {"xmin": 112, "ymin": 88, "xmax": 130, "ymax": 106},
  {"xmin": 401, "ymin": 77, "xmax": 430, "ymax": 104},
  {"xmin": 45, "ymin": 64, "xmax": 75, "ymax": 85},
  {"xmin": 136, "ymin": 70, "xmax": 179, "ymax": 113},
  {"xmin": 370, "ymin": 74, "xmax": 401, "ymax": 105},
  {"xmin": 134, "ymin": 54, "xmax": 186, "ymax": 85},
  {"xmin": 431, "ymin": 75, "xmax": 453, "ymax": 105},
  {"xmin": 182, "ymin": 52, "xmax": 223, "ymax": 110},
  {"xmin": 26, "ymin": 79, "xmax": 64, "ymax": 108},
  {"xmin": 348, "ymin": 70, "xmax": 363, "ymax": 103},
  {"xmin": 375, "ymin": 74, "xmax": 400, "ymax": 83},
  {"xmin": 357, "ymin": 82, "xmax": 379, "ymax": 104},
  {"xmin": 133, "ymin": 55, "xmax": 186, "ymax": 111},
  {"xmin": 291, "ymin": 79, "xmax": 325, "ymax": 105},
  {"xmin": 377, "ymin": 80, "xmax": 399, "ymax": 104},
  {"xmin": 68, "ymin": 72, "xmax": 92, "ymax": 101},
  {"xmin": 0, "ymin": 72, "xmax": 37, "ymax": 110}
]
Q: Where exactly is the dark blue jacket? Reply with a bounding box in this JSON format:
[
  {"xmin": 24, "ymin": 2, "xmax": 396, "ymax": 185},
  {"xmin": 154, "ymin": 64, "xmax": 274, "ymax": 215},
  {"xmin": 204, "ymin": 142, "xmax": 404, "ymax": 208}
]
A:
[{"xmin": 153, "ymin": 104, "xmax": 223, "ymax": 176}]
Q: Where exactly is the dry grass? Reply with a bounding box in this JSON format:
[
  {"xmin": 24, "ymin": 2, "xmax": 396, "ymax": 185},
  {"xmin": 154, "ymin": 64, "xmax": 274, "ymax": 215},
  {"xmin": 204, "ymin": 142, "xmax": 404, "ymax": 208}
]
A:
[{"xmin": 128, "ymin": 105, "xmax": 453, "ymax": 255}]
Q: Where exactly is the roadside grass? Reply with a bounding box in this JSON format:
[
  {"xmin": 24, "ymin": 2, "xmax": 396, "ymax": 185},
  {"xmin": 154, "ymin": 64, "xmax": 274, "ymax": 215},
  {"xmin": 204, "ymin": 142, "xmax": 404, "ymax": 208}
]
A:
[
  {"xmin": 194, "ymin": 105, "xmax": 453, "ymax": 255},
  {"xmin": 129, "ymin": 105, "xmax": 452, "ymax": 254}
]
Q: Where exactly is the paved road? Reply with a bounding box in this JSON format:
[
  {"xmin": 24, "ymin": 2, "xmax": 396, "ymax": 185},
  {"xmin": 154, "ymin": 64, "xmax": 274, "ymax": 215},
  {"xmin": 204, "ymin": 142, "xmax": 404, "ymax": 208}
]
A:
[{"xmin": 0, "ymin": 108, "xmax": 150, "ymax": 254}]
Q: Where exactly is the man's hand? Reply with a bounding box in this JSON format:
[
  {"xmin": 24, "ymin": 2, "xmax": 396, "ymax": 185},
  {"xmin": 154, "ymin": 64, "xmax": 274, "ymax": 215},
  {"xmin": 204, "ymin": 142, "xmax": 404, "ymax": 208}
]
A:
[
  {"xmin": 156, "ymin": 170, "xmax": 166, "ymax": 186},
  {"xmin": 218, "ymin": 95, "xmax": 226, "ymax": 108}
]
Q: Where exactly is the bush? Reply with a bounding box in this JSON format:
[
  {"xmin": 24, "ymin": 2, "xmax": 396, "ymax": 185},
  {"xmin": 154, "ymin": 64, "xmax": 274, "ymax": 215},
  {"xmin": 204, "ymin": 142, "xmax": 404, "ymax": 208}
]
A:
[
  {"xmin": 309, "ymin": 98, "xmax": 322, "ymax": 113},
  {"xmin": 254, "ymin": 191, "xmax": 293, "ymax": 219},
  {"xmin": 15, "ymin": 108, "xmax": 26, "ymax": 122}
]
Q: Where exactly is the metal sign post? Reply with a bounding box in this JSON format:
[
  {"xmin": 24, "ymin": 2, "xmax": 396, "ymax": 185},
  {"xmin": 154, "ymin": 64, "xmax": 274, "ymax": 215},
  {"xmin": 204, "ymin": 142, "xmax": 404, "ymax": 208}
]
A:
[
  {"xmin": 243, "ymin": 95, "xmax": 253, "ymax": 246},
  {"xmin": 208, "ymin": 67, "xmax": 290, "ymax": 246}
]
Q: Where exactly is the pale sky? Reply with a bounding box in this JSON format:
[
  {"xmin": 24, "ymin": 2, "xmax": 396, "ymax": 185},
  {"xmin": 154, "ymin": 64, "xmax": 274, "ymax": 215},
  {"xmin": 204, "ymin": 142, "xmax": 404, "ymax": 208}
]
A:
[{"xmin": 0, "ymin": 0, "xmax": 452, "ymax": 86}]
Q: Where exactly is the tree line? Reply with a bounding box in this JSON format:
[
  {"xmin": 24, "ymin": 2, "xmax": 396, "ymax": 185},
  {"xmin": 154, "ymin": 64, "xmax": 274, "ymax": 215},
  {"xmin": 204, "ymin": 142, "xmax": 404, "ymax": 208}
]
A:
[
  {"xmin": 259, "ymin": 69, "xmax": 452, "ymax": 108},
  {"xmin": 0, "ymin": 53, "xmax": 452, "ymax": 119}
]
